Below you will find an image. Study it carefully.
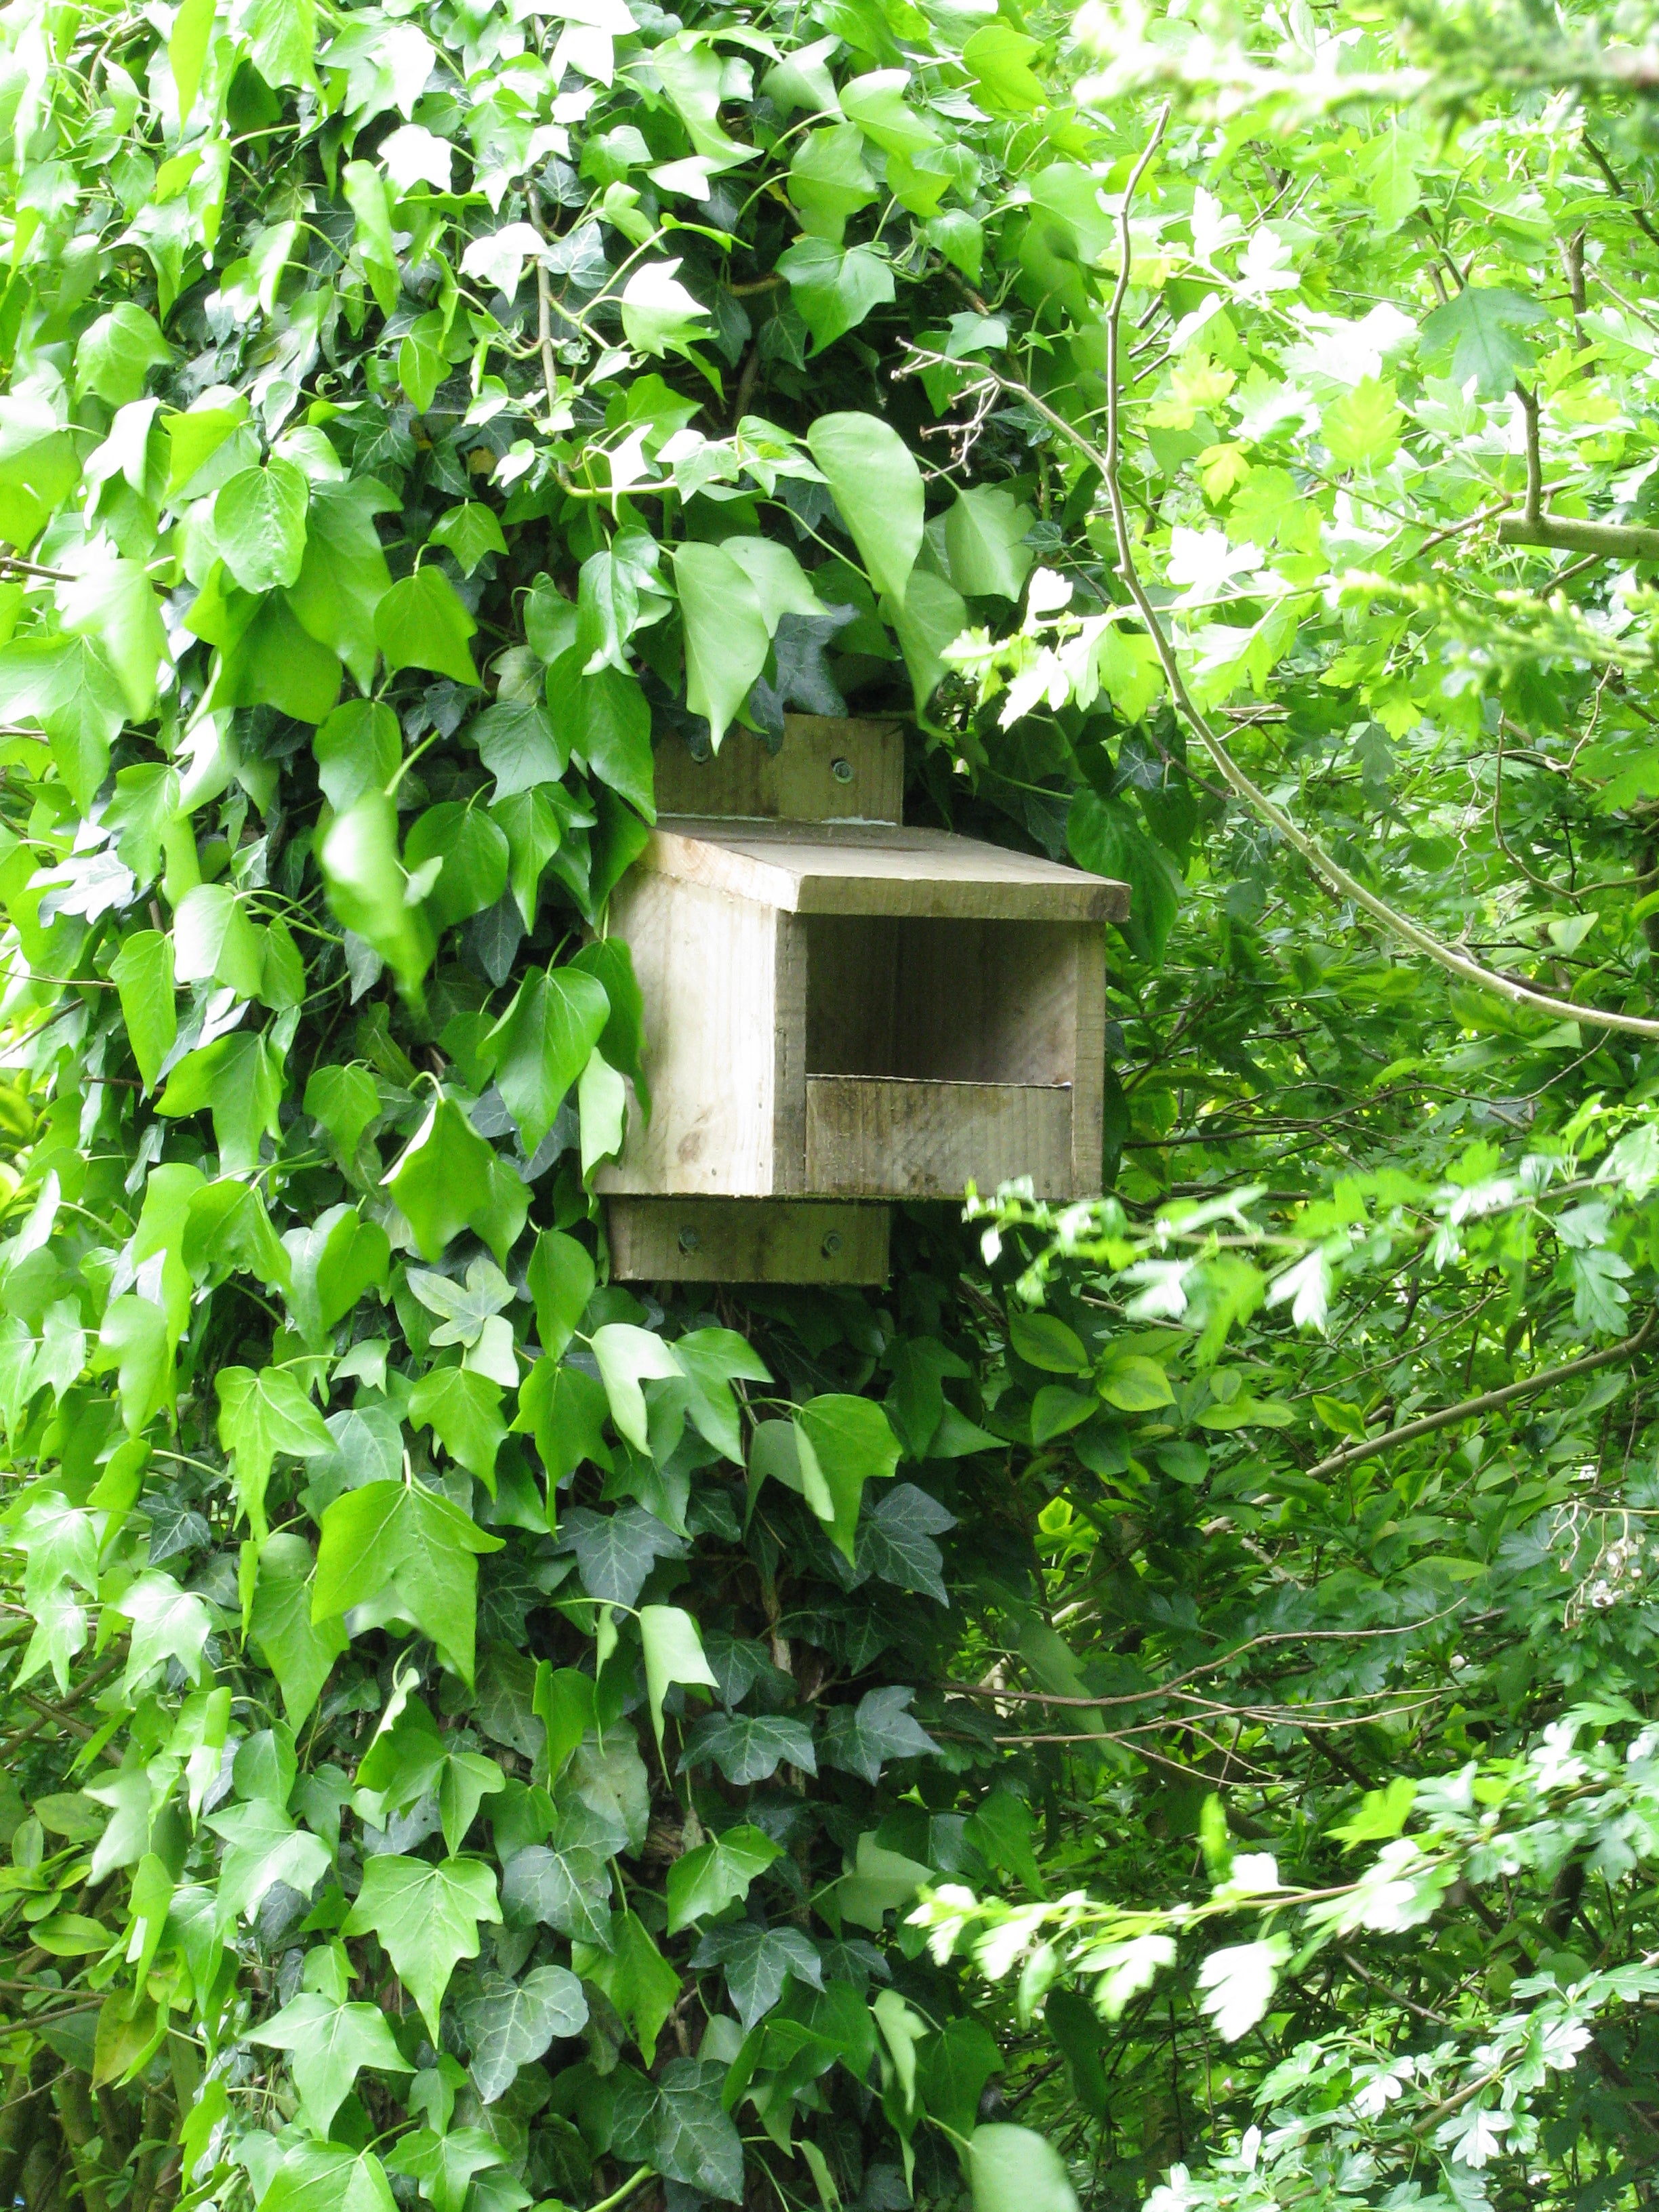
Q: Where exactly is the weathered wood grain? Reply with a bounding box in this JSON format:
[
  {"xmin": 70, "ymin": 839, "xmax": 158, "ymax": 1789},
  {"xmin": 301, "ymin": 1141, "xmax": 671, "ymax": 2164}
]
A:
[
  {"xmin": 804, "ymin": 1076, "xmax": 1076, "ymax": 1198},
  {"xmin": 653, "ymin": 716, "xmax": 904, "ymax": 824},
  {"xmin": 607, "ymin": 1197, "xmax": 891, "ymax": 1282}
]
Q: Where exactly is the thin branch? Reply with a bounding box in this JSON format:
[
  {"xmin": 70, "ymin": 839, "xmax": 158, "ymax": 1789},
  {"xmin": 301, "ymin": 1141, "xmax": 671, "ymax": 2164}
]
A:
[
  {"xmin": 930, "ymin": 152, "xmax": 1659, "ymax": 1042},
  {"xmin": 1304, "ymin": 1307, "xmax": 1657, "ymax": 1483},
  {"xmin": 1582, "ymin": 133, "xmax": 1659, "ymax": 251},
  {"xmin": 526, "ymin": 184, "xmax": 560, "ymax": 422},
  {"xmin": 1499, "ymin": 374, "xmax": 1659, "ymax": 556}
]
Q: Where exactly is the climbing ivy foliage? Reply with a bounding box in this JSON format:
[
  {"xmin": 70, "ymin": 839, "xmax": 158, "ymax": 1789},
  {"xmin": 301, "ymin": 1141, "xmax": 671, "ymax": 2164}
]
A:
[
  {"xmin": 20, "ymin": 0, "xmax": 1659, "ymax": 2210},
  {"xmin": 0, "ymin": 0, "xmax": 1072, "ymax": 2210}
]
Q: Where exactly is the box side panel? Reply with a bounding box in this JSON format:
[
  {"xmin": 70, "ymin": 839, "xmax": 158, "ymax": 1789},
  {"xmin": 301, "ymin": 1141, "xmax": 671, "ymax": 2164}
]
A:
[
  {"xmin": 804, "ymin": 1077, "xmax": 1075, "ymax": 1199},
  {"xmin": 607, "ymin": 1197, "xmax": 890, "ymax": 1283},
  {"xmin": 594, "ymin": 874, "xmax": 779, "ymax": 1196}
]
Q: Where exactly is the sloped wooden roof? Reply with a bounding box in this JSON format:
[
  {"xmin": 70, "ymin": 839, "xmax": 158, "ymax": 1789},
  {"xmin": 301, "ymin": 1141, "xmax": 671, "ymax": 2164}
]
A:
[{"xmin": 641, "ymin": 817, "xmax": 1129, "ymax": 922}]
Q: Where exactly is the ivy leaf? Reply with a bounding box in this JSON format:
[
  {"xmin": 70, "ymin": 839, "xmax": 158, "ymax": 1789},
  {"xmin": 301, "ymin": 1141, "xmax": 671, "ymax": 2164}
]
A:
[
  {"xmin": 672, "ymin": 544, "xmax": 772, "ymax": 751},
  {"xmin": 383, "ymin": 1097, "xmax": 525, "ymax": 1265},
  {"xmin": 545, "ymin": 653, "xmax": 656, "ymax": 818},
  {"xmin": 409, "ymin": 1366, "xmax": 508, "ymax": 1486},
  {"xmin": 97, "ymin": 1296, "xmax": 173, "ymax": 1436},
  {"xmin": 319, "ymin": 794, "xmax": 435, "ymax": 1002},
  {"xmin": 588, "ymin": 1324, "xmax": 686, "ymax": 1454},
  {"xmin": 500, "ymin": 1841, "xmax": 613, "ymax": 1948},
  {"xmin": 385, "ymin": 2130, "xmax": 501, "ymax": 2212},
  {"xmin": 789, "ymin": 124, "xmax": 878, "ymax": 243},
  {"xmin": 678, "ymin": 1710, "xmax": 817, "ymax": 1786},
  {"xmin": 207, "ymin": 1798, "xmax": 331, "ymax": 1927},
  {"xmin": 261, "ymin": 2147, "xmax": 400, "ymax": 2212},
  {"xmin": 579, "ymin": 1050, "xmax": 626, "ymax": 1186},
  {"xmin": 342, "ymin": 1855, "xmax": 501, "ymax": 2042},
  {"xmin": 661, "ymin": 1328, "xmax": 769, "ymax": 1466},
  {"xmin": 689, "ymin": 1921, "xmax": 822, "ymax": 2032},
  {"xmin": 305, "ymin": 1063, "xmax": 381, "ymax": 1176},
  {"xmin": 215, "ymin": 459, "xmax": 310, "ymax": 592},
  {"xmin": 619, "ymin": 260, "xmax": 711, "ymax": 359},
  {"xmin": 806, "ymin": 412, "xmax": 924, "ymax": 605},
  {"xmin": 943, "ymin": 485, "xmax": 1035, "ymax": 599},
  {"xmin": 0, "ymin": 634, "xmax": 126, "ymax": 808},
  {"xmin": 216, "ymin": 1366, "xmax": 333, "ymax": 1541},
  {"xmin": 486, "ymin": 966, "xmax": 610, "ymax": 1157},
  {"xmin": 525, "ymin": 1231, "xmax": 595, "ymax": 1362},
  {"xmin": 638, "ymin": 1603, "xmax": 718, "ymax": 1759},
  {"xmin": 611, "ymin": 2060, "xmax": 743, "ymax": 2202},
  {"xmin": 665, "ymin": 1824, "xmax": 781, "ymax": 1934},
  {"xmin": 157, "ymin": 1032, "xmax": 286, "ymax": 1172},
  {"xmin": 250, "ymin": 1534, "xmax": 348, "ymax": 1731},
  {"xmin": 570, "ymin": 1910, "xmax": 679, "ymax": 2064},
  {"xmin": 472, "ymin": 699, "xmax": 566, "ymax": 800},
  {"xmin": 289, "ymin": 480, "xmax": 399, "ymax": 692},
  {"xmin": 249, "ymin": 1990, "xmax": 413, "ymax": 2136},
  {"xmin": 963, "ymin": 1791, "xmax": 1045, "ymax": 1895},
  {"xmin": 560, "ymin": 1504, "xmax": 687, "ymax": 1606},
  {"xmin": 750, "ymin": 607, "xmax": 855, "ymax": 722},
  {"xmin": 375, "ymin": 568, "xmax": 480, "ymax": 684},
  {"xmin": 918, "ymin": 2017, "xmax": 1001, "ymax": 2141},
  {"xmin": 819, "ymin": 1685, "xmax": 939, "ymax": 1785},
  {"xmin": 967, "ymin": 2127, "xmax": 1079, "ymax": 2212},
  {"xmin": 314, "ymin": 700, "xmax": 401, "ymax": 815},
  {"xmin": 516, "ymin": 1358, "xmax": 612, "ymax": 1484},
  {"xmin": 562, "ymin": 1733, "xmax": 651, "ymax": 1856},
  {"xmin": 313, "ymin": 1477, "xmax": 504, "ymax": 1684},
  {"xmin": 285, "ymin": 1204, "xmax": 390, "ymax": 1343},
  {"xmin": 777, "ymin": 238, "xmax": 896, "ymax": 352},
  {"xmin": 793, "ymin": 1394, "xmax": 903, "ymax": 1561},
  {"xmin": 430, "ymin": 502, "xmax": 508, "ymax": 577},
  {"xmin": 853, "ymin": 1482, "xmax": 955, "ymax": 1605},
  {"xmin": 457, "ymin": 1964, "xmax": 588, "ymax": 2101},
  {"xmin": 76, "ymin": 303, "xmax": 171, "ymax": 407},
  {"xmin": 58, "ymin": 557, "xmax": 169, "ymax": 722},
  {"xmin": 405, "ymin": 804, "xmax": 510, "ymax": 936},
  {"xmin": 117, "ymin": 1571, "xmax": 213, "ymax": 1694}
]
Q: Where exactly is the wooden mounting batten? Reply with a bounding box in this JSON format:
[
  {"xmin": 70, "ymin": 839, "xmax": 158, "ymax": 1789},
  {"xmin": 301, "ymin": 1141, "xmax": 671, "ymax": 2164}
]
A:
[{"xmin": 604, "ymin": 718, "xmax": 1128, "ymax": 1284}]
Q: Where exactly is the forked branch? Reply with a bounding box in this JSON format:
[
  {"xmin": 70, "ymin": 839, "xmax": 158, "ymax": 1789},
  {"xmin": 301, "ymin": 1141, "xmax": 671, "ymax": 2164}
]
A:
[{"xmin": 1498, "ymin": 375, "xmax": 1659, "ymax": 558}]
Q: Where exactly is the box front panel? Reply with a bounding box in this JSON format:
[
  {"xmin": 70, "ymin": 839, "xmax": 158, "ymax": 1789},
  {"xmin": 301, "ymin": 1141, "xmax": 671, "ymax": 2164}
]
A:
[{"xmin": 804, "ymin": 1076, "xmax": 1076, "ymax": 1199}]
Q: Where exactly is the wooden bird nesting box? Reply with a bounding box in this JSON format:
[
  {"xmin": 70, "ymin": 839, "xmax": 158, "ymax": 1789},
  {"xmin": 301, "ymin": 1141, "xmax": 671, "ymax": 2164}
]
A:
[{"xmin": 604, "ymin": 718, "xmax": 1128, "ymax": 1282}]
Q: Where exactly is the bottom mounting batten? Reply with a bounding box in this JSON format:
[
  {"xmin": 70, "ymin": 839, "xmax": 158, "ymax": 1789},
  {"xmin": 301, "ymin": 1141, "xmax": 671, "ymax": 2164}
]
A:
[{"xmin": 605, "ymin": 1197, "xmax": 891, "ymax": 1283}]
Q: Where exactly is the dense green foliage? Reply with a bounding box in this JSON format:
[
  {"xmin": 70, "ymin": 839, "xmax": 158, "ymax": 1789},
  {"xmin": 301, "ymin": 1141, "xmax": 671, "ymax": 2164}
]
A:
[{"xmin": 16, "ymin": 0, "xmax": 1659, "ymax": 2211}]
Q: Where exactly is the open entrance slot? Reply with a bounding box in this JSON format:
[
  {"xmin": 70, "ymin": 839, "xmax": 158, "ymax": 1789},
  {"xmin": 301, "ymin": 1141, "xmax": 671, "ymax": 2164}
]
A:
[
  {"xmin": 801, "ymin": 916, "xmax": 1086, "ymax": 1198},
  {"xmin": 803, "ymin": 915, "xmax": 1082, "ymax": 1087}
]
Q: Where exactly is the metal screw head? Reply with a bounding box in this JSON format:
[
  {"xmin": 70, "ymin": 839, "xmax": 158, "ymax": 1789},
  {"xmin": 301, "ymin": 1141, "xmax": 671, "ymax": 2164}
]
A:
[
  {"xmin": 677, "ymin": 1226, "xmax": 701, "ymax": 1255},
  {"xmin": 821, "ymin": 1229, "xmax": 844, "ymax": 1258},
  {"xmin": 830, "ymin": 756, "xmax": 854, "ymax": 783}
]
